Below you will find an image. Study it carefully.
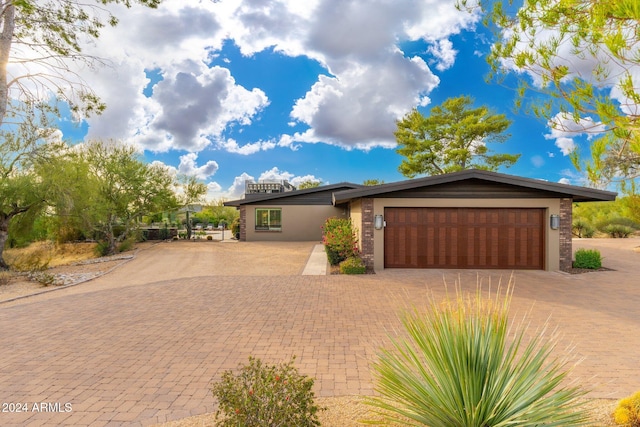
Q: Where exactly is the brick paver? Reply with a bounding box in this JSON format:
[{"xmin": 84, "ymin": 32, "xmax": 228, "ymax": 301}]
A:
[{"xmin": 0, "ymin": 239, "xmax": 639, "ymax": 426}]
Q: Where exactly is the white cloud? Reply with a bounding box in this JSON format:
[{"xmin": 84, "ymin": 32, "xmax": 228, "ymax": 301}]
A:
[
  {"xmin": 257, "ymin": 167, "xmax": 322, "ymax": 187},
  {"xmin": 177, "ymin": 153, "xmax": 219, "ymax": 180},
  {"xmin": 69, "ymin": 0, "xmax": 481, "ymax": 154},
  {"xmin": 290, "ymin": 55, "xmax": 438, "ymax": 149},
  {"xmin": 219, "ymin": 138, "xmax": 277, "ymax": 155},
  {"xmin": 227, "ymin": 172, "xmax": 254, "ymax": 199},
  {"xmin": 554, "ymin": 137, "xmax": 576, "ymax": 156},
  {"xmin": 558, "ymin": 177, "xmax": 571, "ymax": 185}
]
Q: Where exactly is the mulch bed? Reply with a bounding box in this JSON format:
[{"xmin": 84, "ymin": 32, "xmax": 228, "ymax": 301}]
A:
[{"xmin": 566, "ymin": 266, "xmax": 615, "ymax": 274}]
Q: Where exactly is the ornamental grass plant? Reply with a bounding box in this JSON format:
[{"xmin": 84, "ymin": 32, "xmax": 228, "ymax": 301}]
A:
[{"xmin": 366, "ymin": 278, "xmax": 592, "ymax": 427}]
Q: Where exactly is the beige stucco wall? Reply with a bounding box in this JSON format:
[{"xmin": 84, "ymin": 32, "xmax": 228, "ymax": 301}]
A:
[
  {"xmin": 349, "ymin": 199, "xmax": 363, "ymax": 249},
  {"xmin": 244, "ymin": 205, "xmax": 347, "ymax": 241},
  {"xmin": 368, "ymin": 198, "xmax": 561, "ymax": 271}
]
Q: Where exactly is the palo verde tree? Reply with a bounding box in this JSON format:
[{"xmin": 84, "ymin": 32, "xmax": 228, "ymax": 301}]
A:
[
  {"xmin": 176, "ymin": 174, "xmax": 207, "ymax": 239},
  {"xmin": 458, "ymin": 0, "xmax": 640, "ymax": 185},
  {"xmin": 76, "ymin": 140, "xmax": 177, "ymax": 256},
  {"xmin": 395, "ymin": 96, "xmax": 519, "ymax": 177},
  {"xmin": 0, "ymin": 0, "xmax": 161, "ymax": 265}
]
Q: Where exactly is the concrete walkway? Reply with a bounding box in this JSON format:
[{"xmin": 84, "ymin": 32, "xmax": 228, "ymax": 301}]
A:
[
  {"xmin": 302, "ymin": 244, "xmax": 328, "ymax": 275},
  {"xmin": 0, "ymin": 239, "xmax": 639, "ymax": 426}
]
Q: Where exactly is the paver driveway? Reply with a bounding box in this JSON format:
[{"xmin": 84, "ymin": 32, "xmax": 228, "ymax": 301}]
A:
[{"xmin": 1, "ymin": 239, "xmax": 639, "ymax": 426}]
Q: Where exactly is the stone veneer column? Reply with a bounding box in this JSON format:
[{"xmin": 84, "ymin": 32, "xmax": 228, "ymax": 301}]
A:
[
  {"xmin": 239, "ymin": 206, "xmax": 247, "ymax": 241},
  {"xmin": 559, "ymin": 198, "xmax": 573, "ymax": 271},
  {"xmin": 360, "ymin": 198, "xmax": 375, "ymax": 269}
]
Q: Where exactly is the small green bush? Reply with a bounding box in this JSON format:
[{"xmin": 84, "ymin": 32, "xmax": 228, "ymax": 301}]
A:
[
  {"xmin": 206, "ymin": 235, "xmax": 213, "ymax": 240},
  {"xmin": 94, "ymin": 241, "xmax": 111, "ymax": 257},
  {"xmin": 211, "ymin": 356, "xmax": 321, "ymax": 427},
  {"xmin": 339, "ymin": 256, "xmax": 366, "ymax": 274},
  {"xmin": 614, "ymin": 390, "xmax": 640, "ymax": 426},
  {"xmin": 574, "ymin": 248, "xmax": 603, "ymax": 269},
  {"xmin": 366, "ymin": 281, "xmax": 590, "ymax": 427},
  {"xmin": 117, "ymin": 237, "xmax": 136, "ymax": 253},
  {"xmin": 604, "ymin": 224, "xmax": 635, "ymax": 238}
]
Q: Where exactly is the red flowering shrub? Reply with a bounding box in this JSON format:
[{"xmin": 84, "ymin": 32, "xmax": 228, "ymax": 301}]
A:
[{"xmin": 322, "ymin": 217, "xmax": 359, "ymax": 265}]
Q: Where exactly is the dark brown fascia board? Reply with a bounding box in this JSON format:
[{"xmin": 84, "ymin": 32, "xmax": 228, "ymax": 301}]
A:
[
  {"xmin": 332, "ymin": 169, "xmax": 617, "ymax": 204},
  {"xmin": 224, "ymin": 182, "xmax": 363, "ymax": 207}
]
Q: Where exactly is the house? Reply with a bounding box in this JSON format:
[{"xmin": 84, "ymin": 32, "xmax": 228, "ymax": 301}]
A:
[
  {"xmin": 225, "ymin": 183, "xmax": 363, "ymax": 241},
  {"xmin": 225, "ymin": 170, "xmax": 616, "ymax": 271}
]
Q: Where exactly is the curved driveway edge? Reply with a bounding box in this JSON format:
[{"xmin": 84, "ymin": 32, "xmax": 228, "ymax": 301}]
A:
[{"xmin": 0, "ymin": 239, "xmax": 639, "ymax": 426}]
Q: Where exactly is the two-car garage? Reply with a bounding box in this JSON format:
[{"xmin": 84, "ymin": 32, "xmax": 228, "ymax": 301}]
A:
[{"xmin": 383, "ymin": 207, "xmax": 544, "ymax": 269}]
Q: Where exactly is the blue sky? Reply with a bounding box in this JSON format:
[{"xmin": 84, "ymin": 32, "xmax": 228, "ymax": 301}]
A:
[{"xmin": 49, "ymin": 0, "xmax": 603, "ymax": 200}]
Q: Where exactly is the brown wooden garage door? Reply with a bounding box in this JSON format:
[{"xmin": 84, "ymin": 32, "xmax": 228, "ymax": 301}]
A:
[{"xmin": 384, "ymin": 208, "xmax": 544, "ymax": 269}]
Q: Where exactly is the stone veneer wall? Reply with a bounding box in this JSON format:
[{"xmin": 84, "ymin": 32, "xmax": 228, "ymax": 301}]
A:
[
  {"xmin": 360, "ymin": 198, "xmax": 375, "ymax": 269},
  {"xmin": 239, "ymin": 206, "xmax": 246, "ymax": 241},
  {"xmin": 559, "ymin": 198, "xmax": 573, "ymax": 271}
]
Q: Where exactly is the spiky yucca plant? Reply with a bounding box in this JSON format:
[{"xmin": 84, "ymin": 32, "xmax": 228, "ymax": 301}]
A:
[{"xmin": 366, "ymin": 280, "xmax": 592, "ymax": 427}]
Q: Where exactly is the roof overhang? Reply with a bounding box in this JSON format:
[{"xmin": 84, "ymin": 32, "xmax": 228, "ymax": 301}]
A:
[{"xmin": 332, "ymin": 169, "xmax": 617, "ymax": 205}]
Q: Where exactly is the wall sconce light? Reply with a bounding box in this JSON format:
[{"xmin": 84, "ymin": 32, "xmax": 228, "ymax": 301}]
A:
[
  {"xmin": 374, "ymin": 214, "xmax": 384, "ymax": 230},
  {"xmin": 550, "ymin": 214, "xmax": 560, "ymax": 230}
]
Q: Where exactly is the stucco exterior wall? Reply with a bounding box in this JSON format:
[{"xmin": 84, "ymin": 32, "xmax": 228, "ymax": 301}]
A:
[
  {"xmin": 367, "ymin": 198, "xmax": 562, "ymax": 271},
  {"xmin": 243, "ymin": 205, "xmax": 347, "ymax": 241}
]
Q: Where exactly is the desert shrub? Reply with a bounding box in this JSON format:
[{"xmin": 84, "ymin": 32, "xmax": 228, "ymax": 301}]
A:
[
  {"xmin": 604, "ymin": 224, "xmax": 635, "ymax": 238},
  {"xmin": 322, "ymin": 217, "xmax": 359, "ymax": 265},
  {"xmin": 366, "ymin": 281, "xmax": 590, "ymax": 427},
  {"xmin": 572, "ymin": 219, "xmax": 595, "ymax": 238},
  {"xmin": 94, "ymin": 241, "xmax": 111, "ymax": 257},
  {"xmin": 0, "ymin": 271, "xmax": 11, "ymax": 286},
  {"xmin": 574, "ymin": 249, "xmax": 603, "ymax": 269},
  {"xmin": 211, "ymin": 356, "xmax": 321, "ymax": 427},
  {"xmin": 28, "ymin": 271, "xmax": 57, "ymax": 286},
  {"xmin": 117, "ymin": 237, "xmax": 136, "ymax": 253},
  {"xmin": 614, "ymin": 391, "xmax": 640, "ymax": 427},
  {"xmin": 207, "ymin": 235, "xmax": 213, "ymax": 240},
  {"xmin": 231, "ymin": 217, "xmax": 240, "ymax": 237},
  {"xmin": 339, "ymin": 256, "xmax": 366, "ymax": 274}
]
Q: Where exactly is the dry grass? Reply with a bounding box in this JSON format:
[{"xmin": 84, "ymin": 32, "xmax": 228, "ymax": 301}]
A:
[
  {"xmin": 153, "ymin": 396, "xmax": 618, "ymax": 427},
  {"xmin": 4, "ymin": 241, "xmax": 98, "ymax": 270}
]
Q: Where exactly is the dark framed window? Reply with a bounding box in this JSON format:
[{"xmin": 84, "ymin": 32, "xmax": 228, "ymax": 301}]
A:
[{"xmin": 255, "ymin": 208, "xmax": 282, "ymax": 231}]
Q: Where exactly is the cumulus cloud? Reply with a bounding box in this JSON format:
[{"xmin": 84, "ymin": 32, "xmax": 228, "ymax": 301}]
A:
[
  {"xmin": 290, "ymin": 55, "xmax": 439, "ymax": 149},
  {"xmin": 133, "ymin": 66, "xmax": 269, "ymax": 152},
  {"xmin": 257, "ymin": 167, "xmax": 322, "ymax": 187},
  {"xmin": 176, "ymin": 153, "xmax": 219, "ymax": 180},
  {"xmin": 558, "ymin": 177, "xmax": 571, "ymax": 185},
  {"xmin": 70, "ymin": 0, "xmax": 481, "ymax": 154}
]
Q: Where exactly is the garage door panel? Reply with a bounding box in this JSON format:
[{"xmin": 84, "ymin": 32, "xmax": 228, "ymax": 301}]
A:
[{"xmin": 384, "ymin": 207, "xmax": 544, "ymax": 269}]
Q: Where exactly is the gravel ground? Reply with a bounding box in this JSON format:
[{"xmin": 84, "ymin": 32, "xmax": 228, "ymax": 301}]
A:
[{"xmin": 152, "ymin": 396, "xmax": 619, "ymax": 426}]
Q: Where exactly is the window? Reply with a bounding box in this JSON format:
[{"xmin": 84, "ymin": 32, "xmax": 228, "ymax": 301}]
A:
[{"xmin": 255, "ymin": 208, "xmax": 282, "ymax": 231}]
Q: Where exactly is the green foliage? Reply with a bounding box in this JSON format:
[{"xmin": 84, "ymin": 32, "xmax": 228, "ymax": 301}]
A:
[
  {"xmin": 603, "ymin": 224, "xmax": 635, "ymax": 238},
  {"xmin": 363, "ymin": 179, "xmax": 385, "ymax": 186},
  {"xmin": 395, "ymin": 96, "xmax": 519, "ymax": 177},
  {"xmin": 366, "ymin": 281, "xmax": 590, "ymax": 427},
  {"xmin": 339, "ymin": 256, "xmax": 366, "ymax": 274},
  {"xmin": 572, "ymin": 219, "xmax": 595, "ymax": 238},
  {"xmin": 322, "ymin": 217, "xmax": 359, "ymax": 266},
  {"xmin": 298, "ymin": 180, "xmax": 322, "ymax": 189},
  {"xmin": 76, "ymin": 140, "xmax": 178, "ymax": 256},
  {"xmin": 94, "ymin": 241, "xmax": 111, "ymax": 257},
  {"xmin": 117, "ymin": 237, "xmax": 136, "ymax": 253},
  {"xmin": 458, "ymin": 0, "xmax": 640, "ymax": 185},
  {"xmin": 614, "ymin": 391, "xmax": 640, "ymax": 427},
  {"xmin": 231, "ymin": 216, "xmax": 240, "ymax": 238},
  {"xmin": 211, "ymin": 356, "xmax": 321, "ymax": 427},
  {"xmin": 574, "ymin": 249, "xmax": 603, "ymax": 269}
]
